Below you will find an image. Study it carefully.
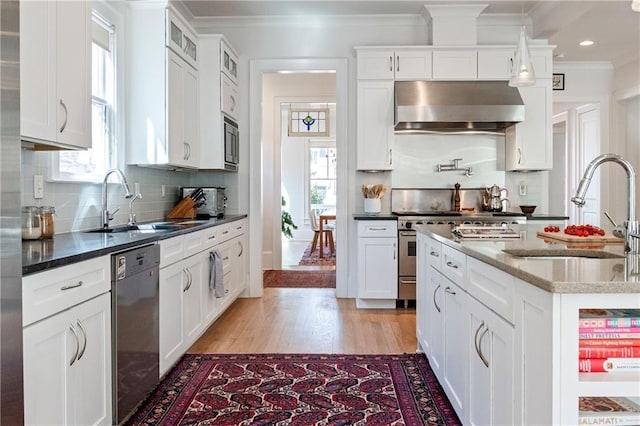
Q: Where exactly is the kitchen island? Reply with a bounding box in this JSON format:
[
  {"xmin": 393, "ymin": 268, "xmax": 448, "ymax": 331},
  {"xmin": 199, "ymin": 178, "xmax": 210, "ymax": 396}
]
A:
[{"xmin": 416, "ymin": 223, "xmax": 640, "ymax": 426}]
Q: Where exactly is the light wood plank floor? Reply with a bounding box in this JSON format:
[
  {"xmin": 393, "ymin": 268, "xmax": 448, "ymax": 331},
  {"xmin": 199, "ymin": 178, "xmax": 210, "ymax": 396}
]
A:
[{"xmin": 188, "ymin": 288, "xmax": 417, "ymax": 354}]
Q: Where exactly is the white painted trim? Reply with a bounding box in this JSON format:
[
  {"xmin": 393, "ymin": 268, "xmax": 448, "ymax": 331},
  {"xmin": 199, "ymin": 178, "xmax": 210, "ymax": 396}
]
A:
[
  {"xmin": 614, "ymin": 86, "xmax": 640, "ymax": 101},
  {"xmin": 249, "ymin": 58, "xmax": 349, "ymax": 299},
  {"xmin": 553, "ymin": 62, "xmax": 614, "ymax": 71}
]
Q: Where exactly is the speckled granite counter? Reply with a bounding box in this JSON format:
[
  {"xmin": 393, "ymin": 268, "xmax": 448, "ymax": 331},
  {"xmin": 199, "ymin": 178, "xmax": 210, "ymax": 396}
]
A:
[
  {"xmin": 353, "ymin": 213, "xmax": 397, "ymax": 220},
  {"xmin": 416, "ymin": 223, "xmax": 640, "ymax": 294},
  {"xmin": 525, "ymin": 214, "xmax": 570, "ymax": 221},
  {"xmin": 22, "ymin": 215, "xmax": 247, "ymax": 276}
]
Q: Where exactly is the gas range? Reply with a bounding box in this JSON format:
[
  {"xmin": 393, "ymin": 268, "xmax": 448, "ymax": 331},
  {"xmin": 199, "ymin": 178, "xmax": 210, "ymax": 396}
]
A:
[{"xmin": 395, "ymin": 211, "xmax": 526, "ymax": 230}]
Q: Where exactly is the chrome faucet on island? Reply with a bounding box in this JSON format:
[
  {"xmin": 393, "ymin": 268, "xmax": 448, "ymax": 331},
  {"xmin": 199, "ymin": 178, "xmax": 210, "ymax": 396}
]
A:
[
  {"xmin": 102, "ymin": 168, "xmax": 133, "ymax": 229},
  {"xmin": 571, "ymin": 153, "xmax": 639, "ymax": 254}
]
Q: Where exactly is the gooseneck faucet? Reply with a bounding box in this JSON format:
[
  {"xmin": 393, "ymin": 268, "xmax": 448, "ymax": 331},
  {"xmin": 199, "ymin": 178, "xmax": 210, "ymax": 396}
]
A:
[
  {"xmin": 102, "ymin": 168, "xmax": 133, "ymax": 228},
  {"xmin": 571, "ymin": 153, "xmax": 638, "ymax": 254}
]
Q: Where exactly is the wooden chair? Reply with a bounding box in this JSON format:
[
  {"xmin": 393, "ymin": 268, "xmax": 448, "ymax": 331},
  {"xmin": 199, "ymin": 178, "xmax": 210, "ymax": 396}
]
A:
[{"xmin": 309, "ymin": 211, "xmax": 335, "ymax": 254}]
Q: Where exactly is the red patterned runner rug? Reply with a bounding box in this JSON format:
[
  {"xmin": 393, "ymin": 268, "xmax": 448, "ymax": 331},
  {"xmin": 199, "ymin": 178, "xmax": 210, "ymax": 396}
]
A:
[
  {"xmin": 263, "ymin": 270, "xmax": 336, "ymax": 288},
  {"xmin": 127, "ymin": 353, "xmax": 461, "ymax": 425}
]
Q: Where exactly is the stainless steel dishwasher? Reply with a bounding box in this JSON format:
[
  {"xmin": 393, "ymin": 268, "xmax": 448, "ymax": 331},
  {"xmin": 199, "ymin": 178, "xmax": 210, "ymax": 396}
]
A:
[{"xmin": 112, "ymin": 243, "xmax": 160, "ymax": 424}]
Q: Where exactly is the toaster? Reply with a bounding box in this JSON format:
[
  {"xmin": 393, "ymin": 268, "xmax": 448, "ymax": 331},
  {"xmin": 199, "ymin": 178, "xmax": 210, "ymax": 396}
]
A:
[{"xmin": 181, "ymin": 187, "xmax": 227, "ymax": 218}]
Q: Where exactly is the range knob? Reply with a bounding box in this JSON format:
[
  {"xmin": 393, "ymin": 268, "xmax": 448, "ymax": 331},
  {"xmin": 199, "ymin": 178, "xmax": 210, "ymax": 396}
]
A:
[{"xmin": 405, "ymin": 222, "xmax": 413, "ymax": 229}]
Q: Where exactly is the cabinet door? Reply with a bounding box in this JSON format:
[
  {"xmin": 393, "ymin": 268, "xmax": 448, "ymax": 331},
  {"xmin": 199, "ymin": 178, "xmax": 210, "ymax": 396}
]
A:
[
  {"xmin": 183, "ymin": 63, "xmax": 200, "ymax": 168},
  {"xmin": 222, "ymin": 74, "xmax": 239, "ymax": 120},
  {"xmin": 468, "ymin": 297, "xmax": 514, "ymax": 426},
  {"xmin": 70, "ymin": 293, "xmax": 112, "ymax": 426},
  {"xmin": 433, "ymin": 50, "xmax": 478, "ymax": 80},
  {"xmin": 232, "ymin": 233, "xmax": 247, "ymax": 294},
  {"xmin": 416, "ymin": 234, "xmax": 427, "ymax": 352},
  {"xmin": 159, "ymin": 261, "xmax": 185, "ymax": 375},
  {"xmin": 357, "ymin": 237, "xmax": 398, "ymax": 299},
  {"xmin": 56, "ymin": 0, "xmax": 91, "ymax": 149},
  {"xmin": 23, "ymin": 293, "xmax": 111, "ymax": 426},
  {"xmin": 183, "ymin": 253, "xmax": 204, "ymax": 346},
  {"xmin": 357, "ymin": 50, "xmax": 395, "ymax": 80},
  {"xmin": 356, "ymin": 81, "xmax": 394, "ymax": 171},
  {"xmin": 221, "ymin": 39, "xmax": 239, "ymax": 83},
  {"xmin": 427, "ymin": 268, "xmax": 445, "ymax": 381},
  {"xmin": 506, "ymin": 79, "xmax": 552, "ymax": 171},
  {"xmin": 443, "ymin": 279, "xmax": 467, "ymax": 419},
  {"xmin": 395, "ymin": 49, "xmax": 432, "ymax": 80}
]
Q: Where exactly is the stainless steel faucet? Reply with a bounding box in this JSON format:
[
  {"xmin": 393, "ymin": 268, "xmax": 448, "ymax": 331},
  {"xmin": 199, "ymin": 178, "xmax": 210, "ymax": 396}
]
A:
[
  {"xmin": 571, "ymin": 153, "xmax": 639, "ymax": 254},
  {"xmin": 102, "ymin": 168, "xmax": 133, "ymax": 228}
]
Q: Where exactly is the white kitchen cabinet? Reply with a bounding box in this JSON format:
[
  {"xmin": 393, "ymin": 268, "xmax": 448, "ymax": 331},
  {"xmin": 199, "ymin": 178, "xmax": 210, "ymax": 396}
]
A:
[
  {"xmin": 468, "ymin": 295, "xmax": 514, "ymax": 426},
  {"xmin": 357, "ymin": 221, "xmax": 398, "ymax": 303},
  {"xmin": 356, "ymin": 81, "xmax": 394, "ymax": 171},
  {"xmin": 427, "ymin": 265, "xmax": 445, "ymax": 380},
  {"xmin": 166, "ymin": 7, "xmax": 198, "ymax": 70},
  {"xmin": 159, "ymin": 259, "xmax": 186, "ymax": 375},
  {"xmin": 20, "ymin": 0, "xmax": 91, "ymax": 150},
  {"xmin": 442, "ymin": 275, "xmax": 468, "ymax": 419},
  {"xmin": 416, "ymin": 233, "xmax": 428, "ymax": 354},
  {"xmin": 477, "ymin": 46, "xmax": 553, "ymax": 80},
  {"xmin": 506, "ymin": 79, "xmax": 553, "ymax": 171},
  {"xmin": 199, "ymin": 35, "xmax": 240, "ymax": 170},
  {"xmin": 356, "ymin": 48, "xmax": 432, "ymax": 80},
  {"xmin": 432, "ymin": 50, "xmax": 478, "ymax": 80},
  {"xmin": 127, "ymin": 3, "xmax": 199, "ymax": 170},
  {"xmin": 23, "ymin": 293, "xmax": 111, "ymax": 426}
]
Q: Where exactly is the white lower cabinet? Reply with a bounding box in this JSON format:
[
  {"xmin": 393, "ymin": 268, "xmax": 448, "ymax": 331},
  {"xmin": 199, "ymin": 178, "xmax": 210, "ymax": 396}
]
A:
[
  {"xmin": 442, "ymin": 276, "xmax": 467, "ymax": 418},
  {"xmin": 467, "ymin": 296, "xmax": 514, "ymax": 426},
  {"xmin": 427, "ymin": 268, "xmax": 445, "ymax": 380},
  {"xmin": 357, "ymin": 220, "xmax": 398, "ymax": 303},
  {"xmin": 23, "ymin": 293, "xmax": 111, "ymax": 426},
  {"xmin": 160, "ymin": 219, "xmax": 247, "ymax": 375}
]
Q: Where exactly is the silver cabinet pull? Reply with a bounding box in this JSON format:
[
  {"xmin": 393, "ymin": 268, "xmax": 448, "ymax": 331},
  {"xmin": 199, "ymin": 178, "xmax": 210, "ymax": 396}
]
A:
[
  {"xmin": 238, "ymin": 242, "xmax": 243, "ymax": 257},
  {"xmin": 183, "ymin": 268, "xmax": 193, "ymax": 292},
  {"xmin": 61, "ymin": 281, "xmax": 83, "ymax": 291},
  {"xmin": 517, "ymin": 147, "xmax": 522, "ymax": 164},
  {"xmin": 396, "ymin": 55, "xmax": 400, "ymax": 72},
  {"xmin": 208, "ymin": 234, "xmax": 216, "ymax": 240},
  {"xmin": 429, "ymin": 250, "xmax": 440, "ymax": 257},
  {"xmin": 393, "ymin": 243, "xmax": 396, "ymax": 260},
  {"xmin": 222, "ymin": 230, "xmax": 230, "ymax": 235},
  {"xmin": 368, "ymin": 227, "xmax": 387, "ymax": 231},
  {"xmin": 433, "ymin": 284, "xmax": 441, "ymax": 313},
  {"xmin": 474, "ymin": 322, "xmax": 490, "ymax": 368},
  {"xmin": 76, "ymin": 320, "xmax": 87, "ymax": 361},
  {"xmin": 389, "ymin": 148, "xmax": 393, "ymax": 165},
  {"xmin": 59, "ymin": 99, "xmax": 68, "ymax": 133},
  {"xmin": 223, "ymin": 256, "xmax": 229, "ymax": 261},
  {"xmin": 446, "ymin": 261, "xmax": 458, "ymax": 269},
  {"xmin": 69, "ymin": 325, "xmax": 79, "ymax": 366},
  {"xmin": 389, "ymin": 55, "xmax": 393, "ymax": 72},
  {"xmin": 444, "ymin": 286, "xmax": 456, "ymax": 295}
]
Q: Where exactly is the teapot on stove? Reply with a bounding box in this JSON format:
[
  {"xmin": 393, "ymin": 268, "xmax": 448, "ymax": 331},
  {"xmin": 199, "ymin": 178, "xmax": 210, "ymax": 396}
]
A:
[{"xmin": 482, "ymin": 184, "xmax": 509, "ymax": 212}]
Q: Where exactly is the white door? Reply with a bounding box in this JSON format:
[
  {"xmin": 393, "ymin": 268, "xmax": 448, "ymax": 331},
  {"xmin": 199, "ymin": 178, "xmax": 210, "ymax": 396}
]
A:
[
  {"xmin": 183, "ymin": 63, "xmax": 200, "ymax": 167},
  {"xmin": 428, "ymin": 269, "xmax": 445, "ymax": 381},
  {"xmin": 357, "ymin": 237, "xmax": 397, "ymax": 299},
  {"xmin": 183, "ymin": 253, "xmax": 204, "ymax": 345},
  {"xmin": 356, "ymin": 81, "xmax": 394, "ymax": 170},
  {"xmin": 443, "ymin": 280, "xmax": 467, "ymax": 419},
  {"xmin": 159, "ymin": 261, "xmax": 185, "ymax": 375},
  {"xmin": 167, "ymin": 50, "xmax": 187, "ymax": 167},
  {"xmin": 575, "ymin": 105, "xmax": 601, "ymax": 226}
]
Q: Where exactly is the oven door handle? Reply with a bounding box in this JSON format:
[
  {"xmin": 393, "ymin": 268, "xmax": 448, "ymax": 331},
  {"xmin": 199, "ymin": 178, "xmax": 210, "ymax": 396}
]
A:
[{"xmin": 399, "ymin": 231, "xmax": 416, "ymax": 237}]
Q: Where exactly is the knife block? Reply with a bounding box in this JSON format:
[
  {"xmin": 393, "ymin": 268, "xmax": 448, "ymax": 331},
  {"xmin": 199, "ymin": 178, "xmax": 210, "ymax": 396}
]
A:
[{"xmin": 167, "ymin": 197, "xmax": 196, "ymax": 219}]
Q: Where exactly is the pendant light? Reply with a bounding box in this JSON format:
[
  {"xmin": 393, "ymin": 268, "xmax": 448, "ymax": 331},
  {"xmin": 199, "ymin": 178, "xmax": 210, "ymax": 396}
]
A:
[
  {"xmin": 633, "ymin": 0, "xmax": 640, "ymax": 12},
  {"xmin": 509, "ymin": 4, "xmax": 536, "ymax": 87}
]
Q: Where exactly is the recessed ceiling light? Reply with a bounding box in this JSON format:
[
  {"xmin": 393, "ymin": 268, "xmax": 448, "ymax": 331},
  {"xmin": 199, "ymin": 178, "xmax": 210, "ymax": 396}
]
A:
[{"xmin": 579, "ymin": 40, "xmax": 594, "ymax": 47}]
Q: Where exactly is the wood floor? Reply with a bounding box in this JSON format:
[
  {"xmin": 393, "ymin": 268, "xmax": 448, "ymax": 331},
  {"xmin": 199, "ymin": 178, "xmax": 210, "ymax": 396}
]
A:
[{"xmin": 188, "ymin": 288, "xmax": 417, "ymax": 354}]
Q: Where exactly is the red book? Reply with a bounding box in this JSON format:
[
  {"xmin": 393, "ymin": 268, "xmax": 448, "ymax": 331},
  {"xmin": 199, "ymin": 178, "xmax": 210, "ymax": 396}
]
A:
[
  {"xmin": 578, "ymin": 357, "xmax": 640, "ymax": 373},
  {"xmin": 579, "ymin": 339, "xmax": 640, "ymax": 347},
  {"xmin": 579, "ymin": 327, "xmax": 640, "ymax": 334},
  {"xmin": 579, "ymin": 346, "xmax": 640, "ymax": 358},
  {"xmin": 579, "ymin": 333, "xmax": 640, "ymax": 339}
]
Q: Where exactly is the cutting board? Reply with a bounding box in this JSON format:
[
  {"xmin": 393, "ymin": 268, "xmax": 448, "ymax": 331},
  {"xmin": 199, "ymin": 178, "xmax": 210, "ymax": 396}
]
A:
[{"xmin": 536, "ymin": 231, "xmax": 622, "ymax": 244}]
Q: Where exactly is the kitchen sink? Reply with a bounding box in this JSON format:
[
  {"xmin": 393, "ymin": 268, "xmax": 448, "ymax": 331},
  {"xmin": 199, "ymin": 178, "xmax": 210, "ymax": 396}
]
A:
[
  {"xmin": 84, "ymin": 220, "xmax": 207, "ymax": 234},
  {"xmin": 503, "ymin": 249, "xmax": 624, "ymax": 259}
]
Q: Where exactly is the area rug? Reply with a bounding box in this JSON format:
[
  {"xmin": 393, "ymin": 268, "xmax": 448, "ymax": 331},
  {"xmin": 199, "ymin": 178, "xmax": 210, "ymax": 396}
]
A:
[
  {"xmin": 263, "ymin": 269, "xmax": 336, "ymax": 288},
  {"xmin": 298, "ymin": 241, "xmax": 336, "ymax": 266},
  {"xmin": 126, "ymin": 353, "xmax": 461, "ymax": 425}
]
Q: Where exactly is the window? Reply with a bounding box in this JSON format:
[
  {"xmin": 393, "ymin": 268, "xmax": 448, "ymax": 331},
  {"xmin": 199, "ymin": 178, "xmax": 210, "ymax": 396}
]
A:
[
  {"xmin": 307, "ymin": 139, "xmax": 337, "ymax": 218},
  {"xmin": 52, "ymin": 10, "xmax": 117, "ymax": 182}
]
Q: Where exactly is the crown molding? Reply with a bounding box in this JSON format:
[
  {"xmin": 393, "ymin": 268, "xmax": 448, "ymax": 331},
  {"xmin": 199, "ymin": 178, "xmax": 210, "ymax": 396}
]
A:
[{"xmin": 554, "ymin": 62, "xmax": 614, "ymax": 71}]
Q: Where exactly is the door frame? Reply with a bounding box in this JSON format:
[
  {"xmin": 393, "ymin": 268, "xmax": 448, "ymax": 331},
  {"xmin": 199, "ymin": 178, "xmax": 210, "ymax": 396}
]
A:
[{"xmin": 248, "ymin": 58, "xmax": 348, "ymax": 298}]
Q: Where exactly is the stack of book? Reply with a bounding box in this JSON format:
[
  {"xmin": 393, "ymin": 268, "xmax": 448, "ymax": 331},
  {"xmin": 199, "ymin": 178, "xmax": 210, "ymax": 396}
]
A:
[
  {"xmin": 579, "ymin": 397, "xmax": 640, "ymax": 425},
  {"xmin": 578, "ymin": 309, "xmax": 640, "ymax": 373}
]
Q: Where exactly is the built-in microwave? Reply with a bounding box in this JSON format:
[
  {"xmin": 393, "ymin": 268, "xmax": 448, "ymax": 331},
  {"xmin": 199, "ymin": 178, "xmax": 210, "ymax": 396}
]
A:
[{"xmin": 224, "ymin": 116, "xmax": 239, "ymax": 171}]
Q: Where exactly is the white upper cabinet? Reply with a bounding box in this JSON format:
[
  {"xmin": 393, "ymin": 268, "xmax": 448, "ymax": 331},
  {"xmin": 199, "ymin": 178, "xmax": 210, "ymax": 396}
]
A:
[
  {"xmin": 478, "ymin": 46, "xmax": 553, "ymax": 80},
  {"xmin": 220, "ymin": 38, "xmax": 239, "ymax": 84},
  {"xmin": 506, "ymin": 79, "xmax": 553, "ymax": 171},
  {"xmin": 357, "ymin": 48, "xmax": 432, "ymax": 80},
  {"xmin": 127, "ymin": 3, "xmax": 199, "ymax": 170},
  {"xmin": 432, "ymin": 50, "xmax": 478, "ymax": 80},
  {"xmin": 356, "ymin": 81, "xmax": 394, "ymax": 170},
  {"xmin": 20, "ymin": 0, "xmax": 91, "ymax": 150}
]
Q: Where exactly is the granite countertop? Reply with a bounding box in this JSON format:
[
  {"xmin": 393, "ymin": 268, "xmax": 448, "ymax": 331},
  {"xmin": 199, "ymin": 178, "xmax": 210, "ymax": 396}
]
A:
[
  {"xmin": 353, "ymin": 213, "xmax": 397, "ymax": 220},
  {"xmin": 524, "ymin": 214, "xmax": 570, "ymax": 221},
  {"xmin": 416, "ymin": 223, "xmax": 640, "ymax": 294},
  {"xmin": 22, "ymin": 215, "xmax": 248, "ymax": 276}
]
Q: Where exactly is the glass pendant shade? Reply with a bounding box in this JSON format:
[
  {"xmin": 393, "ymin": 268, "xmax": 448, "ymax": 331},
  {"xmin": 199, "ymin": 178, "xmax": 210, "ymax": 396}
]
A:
[
  {"xmin": 633, "ymin": 0, "xmax": 640, "ymax": 12},
  {"xmin": 509, "ymin": 25, "xmax": 536, "ymax": 87}
]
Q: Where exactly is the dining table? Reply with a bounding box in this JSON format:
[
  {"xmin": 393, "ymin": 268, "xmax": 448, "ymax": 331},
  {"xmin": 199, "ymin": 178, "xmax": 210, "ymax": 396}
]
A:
[{"xmin": 319, "ymin": 211, "xmax": 336, "ymax": 258}]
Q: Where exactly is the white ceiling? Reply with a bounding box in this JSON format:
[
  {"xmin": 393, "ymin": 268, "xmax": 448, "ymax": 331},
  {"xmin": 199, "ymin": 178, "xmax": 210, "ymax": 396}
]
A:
[{"xmin": 180, "ymin": 0, "xmax": 640, "ymax": 67}]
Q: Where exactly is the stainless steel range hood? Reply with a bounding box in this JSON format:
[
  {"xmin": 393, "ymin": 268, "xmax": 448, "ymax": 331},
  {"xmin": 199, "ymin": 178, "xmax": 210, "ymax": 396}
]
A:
[{"xmin": 394, "ymin": 81, "xmax": 525, "ymax": 133}]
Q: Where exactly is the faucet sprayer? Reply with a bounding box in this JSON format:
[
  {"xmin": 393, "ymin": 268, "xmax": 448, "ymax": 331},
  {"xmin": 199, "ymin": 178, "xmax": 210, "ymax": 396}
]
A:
[
  {"xmin": 571, "ymin": 153, "xmax": 638, "ymax": 254},
  {"xmin": 102, "ymin": 168, "xmax": 133, "ymax": 229}
]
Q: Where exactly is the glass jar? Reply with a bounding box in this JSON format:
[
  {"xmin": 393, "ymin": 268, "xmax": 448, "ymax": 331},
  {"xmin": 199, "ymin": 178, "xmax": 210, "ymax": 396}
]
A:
[
  {"xmin": 21, "ymin": 206, "xmax": 42, "ymax": 240},
  {"xmin": 39, "ymin": 206, "xmax": 55, "ymax": 239}
]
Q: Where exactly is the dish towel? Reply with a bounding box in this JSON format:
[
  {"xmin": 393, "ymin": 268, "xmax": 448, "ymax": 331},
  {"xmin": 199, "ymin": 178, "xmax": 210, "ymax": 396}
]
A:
[{"xmin": 209, "ymin": 249, "xmax": 224, "ymax": 297}]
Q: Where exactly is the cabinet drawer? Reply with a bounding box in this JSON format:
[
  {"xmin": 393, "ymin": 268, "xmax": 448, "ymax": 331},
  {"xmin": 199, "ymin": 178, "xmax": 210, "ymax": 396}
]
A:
[
  {"xmin": 217, "ymin": 223, "xmax": 235, "ymax": 243},
  {"xmin": 441, "ymin": 245, "xmax": 466, "ymax": 286},
  {"xmin": 184, "ymin": 230, "xmax": 205, "ymax": 257},
  {"xmin": 22, "ymin": 256, "xmax": 110, "ymax": 326},
  {"xmin": 221, "ymin": 74, "xmax": 239, "ymax": 120},
  {"xmin": 160, "ymin": 235, "xmax": 185, "ymax": 268},
  {"xmin": 201, "ymin": 226, "xmax": 220, "ymax": 249},
  {"xmin": 467, "ymin": 256, "xmax": 515, "ymax": 323},
  {"xmin": 357, "ymin": 220, "xmax": 397, "ymax": 237},
  {"xmin": 228, "ymin": 219, "xmax": 247, "ymax": 239},
  {"xmin": 427, "ymin": 238, "xmax": 442, "ymax": 271}
]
